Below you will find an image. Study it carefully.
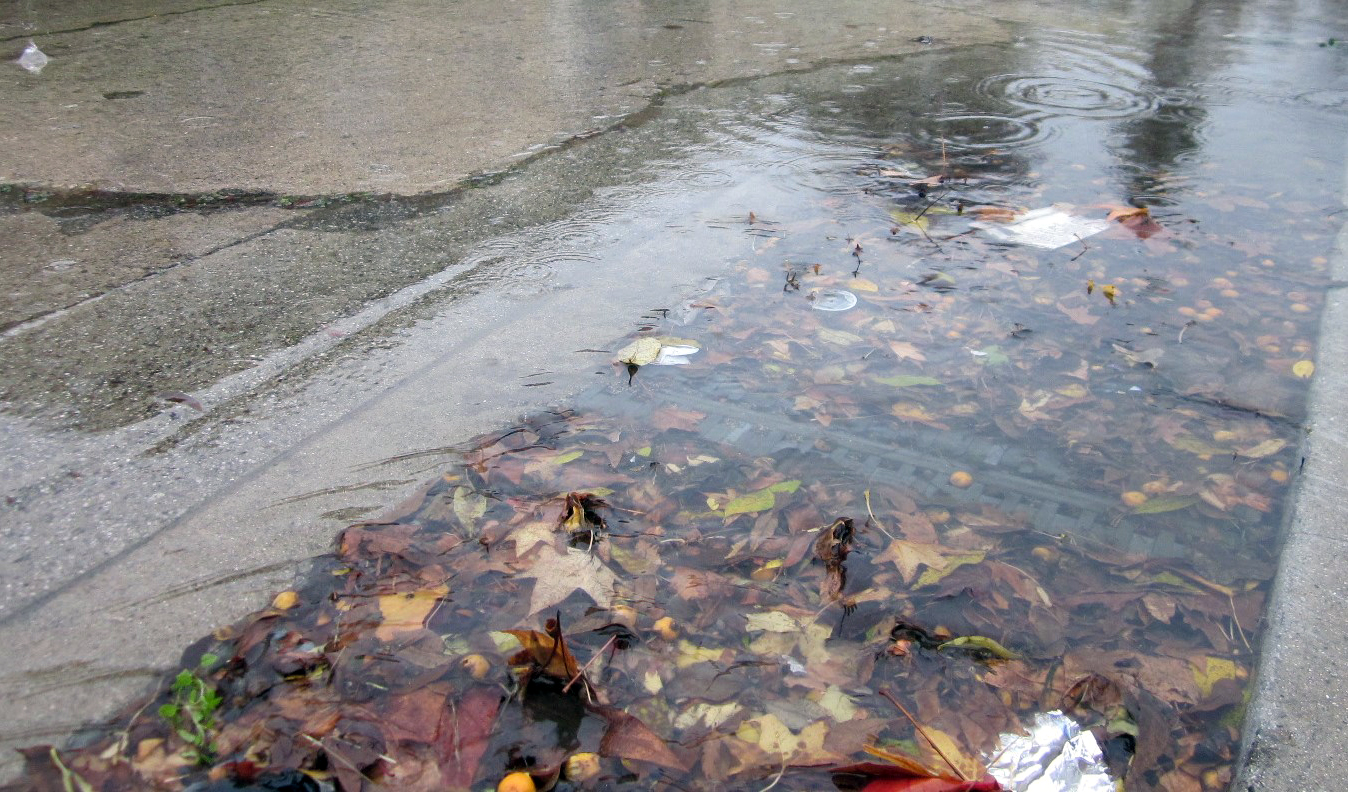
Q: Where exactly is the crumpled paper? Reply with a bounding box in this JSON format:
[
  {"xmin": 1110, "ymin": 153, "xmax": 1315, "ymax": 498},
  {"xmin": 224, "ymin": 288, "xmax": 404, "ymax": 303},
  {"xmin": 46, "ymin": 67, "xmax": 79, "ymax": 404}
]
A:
[{"xmin": 987, "ymin": 710, "xmax": 1116, "ymax": 791}]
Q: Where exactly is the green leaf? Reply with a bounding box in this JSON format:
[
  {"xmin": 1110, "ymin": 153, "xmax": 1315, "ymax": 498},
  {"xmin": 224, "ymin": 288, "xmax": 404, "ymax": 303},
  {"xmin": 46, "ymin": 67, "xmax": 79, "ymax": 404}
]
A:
[
  {"xmin": 874, "ymin": 375, "xmax": 943, "ymax": 387},
  {"xmin": 158, "ymin": 703, "xmax": 179, "ymax": 719},
  {"xmin": 938, "ymin": 635, "xmax": 1020, "ymax": 660},
  {"xmin": 768, "ymin": 480, "xmax": 801, "ymax": 494},
  {"xmin": 722, "ymin": 488, "xmax": 777, "ymax": 516},
  {"xmin": 973, "ymin": 345, "xmax": 1010, "ymax": 365},
  {"xmin": 1133, "ymin": 496, "xmax": 1198, "ymax": 514},
  {"xmin": 199, "ymin": 653, "xmax": 219, "ymax": 668}
]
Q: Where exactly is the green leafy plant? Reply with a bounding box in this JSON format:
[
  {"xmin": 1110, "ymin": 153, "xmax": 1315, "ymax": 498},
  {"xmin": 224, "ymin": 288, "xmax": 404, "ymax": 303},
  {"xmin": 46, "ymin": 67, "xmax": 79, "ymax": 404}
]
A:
[{"xmin": 157, "ymin": 653, "xmax": 222, "ymax": 764}]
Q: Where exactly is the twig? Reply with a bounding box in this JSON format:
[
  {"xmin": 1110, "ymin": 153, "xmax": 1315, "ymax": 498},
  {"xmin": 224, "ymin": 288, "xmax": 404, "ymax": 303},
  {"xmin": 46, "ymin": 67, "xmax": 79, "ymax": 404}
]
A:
[
  {"xmin": 563, "ymin": 634, "xmax": 618, "ymax": 693},
  {"xmin": 758, "ymin": 762, "xmax": 788, "ymax": 792},
  {"xmin": 864, "ymin": 489, "xmax": 897, "ymax": 541},
  {"xmin": 1229, "ymin": 593, "xmax": 1252, "ymax": 651},
  {"xmin": 879, "ymin": 688, "xmax": 968, "ymax": 781},
  {"xmin": 1070, "ymin": 233, "xmax": 1089, "ymax": 262}
]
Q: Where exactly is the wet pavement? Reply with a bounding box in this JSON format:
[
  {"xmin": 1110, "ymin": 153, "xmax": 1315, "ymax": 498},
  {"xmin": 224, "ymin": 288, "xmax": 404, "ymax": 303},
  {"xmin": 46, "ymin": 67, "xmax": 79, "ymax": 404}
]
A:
[{"xmin": 1, "ymin": 0, "xmax": 1347, "ymax": 788}]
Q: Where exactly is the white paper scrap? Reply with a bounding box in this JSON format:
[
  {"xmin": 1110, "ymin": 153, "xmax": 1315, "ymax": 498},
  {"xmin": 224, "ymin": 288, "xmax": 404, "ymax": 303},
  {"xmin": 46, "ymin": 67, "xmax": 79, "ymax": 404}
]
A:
[{"xmin": 973, "ymin": 207, "xmax": 1109, "ymax": 250}]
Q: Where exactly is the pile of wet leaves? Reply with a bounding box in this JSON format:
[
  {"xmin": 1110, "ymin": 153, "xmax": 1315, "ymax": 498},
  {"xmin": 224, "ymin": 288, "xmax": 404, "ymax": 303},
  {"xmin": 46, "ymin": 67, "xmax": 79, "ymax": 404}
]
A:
[{"xmin": 14, "ymin": 138, "xmax": 1334, "ymax": 792}]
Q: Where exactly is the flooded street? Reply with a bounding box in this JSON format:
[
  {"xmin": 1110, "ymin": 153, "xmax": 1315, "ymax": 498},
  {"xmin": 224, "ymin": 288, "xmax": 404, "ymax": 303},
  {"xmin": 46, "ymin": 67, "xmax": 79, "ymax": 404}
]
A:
[{"xmin": 2, "ymin": 0, "xmax": 1347, "ymax": 790}]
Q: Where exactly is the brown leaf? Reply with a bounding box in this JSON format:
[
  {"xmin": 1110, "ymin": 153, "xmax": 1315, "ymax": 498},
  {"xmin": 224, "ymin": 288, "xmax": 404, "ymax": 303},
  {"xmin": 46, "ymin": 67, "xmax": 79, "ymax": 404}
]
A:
[
  {"xmin": 591, "ymin": 704, "xmax": 686, "ymax": 770},
  {"xmin": 504, "ymin": 616, "xmax": 582, "ymax": 682}
]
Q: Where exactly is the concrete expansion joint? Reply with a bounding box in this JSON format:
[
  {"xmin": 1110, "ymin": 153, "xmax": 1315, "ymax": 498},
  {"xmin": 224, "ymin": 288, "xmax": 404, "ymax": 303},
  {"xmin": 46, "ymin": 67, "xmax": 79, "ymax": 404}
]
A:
[{"xmin": 0, "ymin": 0, "xmax": 277, "ymax": 44}]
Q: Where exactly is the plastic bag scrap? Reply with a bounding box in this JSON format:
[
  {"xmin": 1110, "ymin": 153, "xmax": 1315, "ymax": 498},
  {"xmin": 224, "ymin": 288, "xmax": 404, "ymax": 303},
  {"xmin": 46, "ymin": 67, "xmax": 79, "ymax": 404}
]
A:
[
  {"xmin": 17, "ymin": 41, "xmax": 49, "ymax": 74},
  {"xmin": 986, "ymin": 711, "xmax": 1116, "ymax": 792},
  {"xmin": 971, "ymin": 207, "xmax": 1108, "ymax": 250}
]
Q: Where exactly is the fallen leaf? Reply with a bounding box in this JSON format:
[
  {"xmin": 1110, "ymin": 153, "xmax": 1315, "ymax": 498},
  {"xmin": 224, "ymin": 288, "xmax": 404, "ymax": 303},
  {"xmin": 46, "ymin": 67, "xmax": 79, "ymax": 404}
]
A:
[
  {"xmin": 519, "ymin": 544, "xmax": 617, "ymax": 615},
  {"xmin": 616, "ymin": 337, "xmax": 661, "ymax": 365},
  {"xmin": 889, "ymin": 341, "xmax": 927, "ymax": 362},
  {"xmin": 593, "ymin": 704, "xmax": 686, "ymax": 770},
  {"xmin": 376, "ymin": 585, "xmax": 448, "ymax": 640}
]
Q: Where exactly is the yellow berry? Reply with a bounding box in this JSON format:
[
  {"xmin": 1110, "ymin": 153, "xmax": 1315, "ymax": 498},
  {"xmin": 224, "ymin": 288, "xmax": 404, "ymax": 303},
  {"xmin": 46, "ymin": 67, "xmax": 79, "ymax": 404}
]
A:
[
  {"xmin": 1270, "ymin": 469, "xmax": 1289, "ymax": 484},
  {"xmin": 564, "ymin": 752, "xmax": 602, "ymax": 782},
  {"xmin": 1121, "ymin": 491, "xmax": 1149, "ymax": 507},
  {"xmin": 949, "ymin": 471, "xmax": 973, "ymax": 488},
  {"xmin": 652, "ymin": 616, "xmax": 678, "ymax": 641},
  {"xmin": 497, "ymin": 771, "xmax": 536, "ymax": 792},
  {"xmin": 461, "ymin": 654, "xmax": 491, "ymax": 679}
]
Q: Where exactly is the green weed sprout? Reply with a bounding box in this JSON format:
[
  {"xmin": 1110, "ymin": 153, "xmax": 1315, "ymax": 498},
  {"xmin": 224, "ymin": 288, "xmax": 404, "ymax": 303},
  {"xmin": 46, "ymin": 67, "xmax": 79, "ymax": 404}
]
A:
[{"xmin": 157, "ymin": 653, "xmax": 222, "ymax": 764}]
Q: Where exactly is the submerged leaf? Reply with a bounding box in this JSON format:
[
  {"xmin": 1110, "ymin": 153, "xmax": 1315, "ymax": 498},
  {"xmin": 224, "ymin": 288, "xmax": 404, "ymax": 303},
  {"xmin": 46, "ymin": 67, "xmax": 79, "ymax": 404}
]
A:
[
  {"xmin": 1132, "ymin": 496, "xmax": 1199, "ymax": 515},
  {"xmin": 375, "ymin": 586, "xmax": 447, "ymax": 640},
  {"xmin": 616, "ymin": 337, "xmax": 662, "ymax": 365}
]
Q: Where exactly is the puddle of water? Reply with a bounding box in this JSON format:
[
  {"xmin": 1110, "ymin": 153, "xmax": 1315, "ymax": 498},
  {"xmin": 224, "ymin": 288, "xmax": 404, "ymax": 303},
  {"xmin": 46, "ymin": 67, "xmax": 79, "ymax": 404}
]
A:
[{"xmin": 16, "ymin": 14, "xmax": 1348, "ymax": 792}]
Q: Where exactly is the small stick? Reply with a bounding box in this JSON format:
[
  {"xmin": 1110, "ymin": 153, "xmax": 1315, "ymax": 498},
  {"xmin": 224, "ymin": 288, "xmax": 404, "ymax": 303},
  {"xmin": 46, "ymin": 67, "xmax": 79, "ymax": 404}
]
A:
[
  {"xmin": 757, "ymin": 762, "xmax": 788, "ymax": 792},
  {"xmin": 1229, "ymin": 594, "xmax": 1252, "ymax": 651},
  {"xmin": 879, "ymin": 688, "xmax": 968, "ymax": 781},
  {"xmin": 562, "ymin": 634, "xmax": 618, "ymax": 693},
  {"xmin": 865, "ymin": 489, "xmax": 897, "ymax": 541},
  {"xmin": 1070, "ymin": 234, "xmax": 1089, "ymax": 262}
]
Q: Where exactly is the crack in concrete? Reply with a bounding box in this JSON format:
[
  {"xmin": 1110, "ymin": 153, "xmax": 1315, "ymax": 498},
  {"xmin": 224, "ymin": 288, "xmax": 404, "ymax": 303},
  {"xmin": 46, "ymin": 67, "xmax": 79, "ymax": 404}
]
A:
[{"xmin": 0, "ymin": 0, "xmax": 277, "ymax": 44}]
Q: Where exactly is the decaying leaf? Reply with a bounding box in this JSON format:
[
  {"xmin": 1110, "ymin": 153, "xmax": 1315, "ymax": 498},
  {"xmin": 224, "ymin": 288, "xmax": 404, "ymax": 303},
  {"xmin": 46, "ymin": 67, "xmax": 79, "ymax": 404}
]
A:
[
  {"xmin": 376, "ymin": 585, "xmax": 448, "ymax": 640},
  {"xmin": 519, "ymin": 544, "xmax": 618, "ymax": 615}
]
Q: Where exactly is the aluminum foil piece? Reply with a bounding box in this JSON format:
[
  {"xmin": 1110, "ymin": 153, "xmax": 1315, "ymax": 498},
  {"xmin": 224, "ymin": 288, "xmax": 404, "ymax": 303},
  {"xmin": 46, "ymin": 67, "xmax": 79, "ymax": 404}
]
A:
[{"xmin": 986, "ymin": 710, "xmax": 1116, "ymax": 792}]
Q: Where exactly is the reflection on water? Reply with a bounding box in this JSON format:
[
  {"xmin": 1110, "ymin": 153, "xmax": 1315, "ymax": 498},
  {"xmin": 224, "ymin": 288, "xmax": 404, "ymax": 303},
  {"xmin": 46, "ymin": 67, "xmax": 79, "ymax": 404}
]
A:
[{"xmin": 17, "ymin": 5, "xmax": 1348, "ymax": 791}]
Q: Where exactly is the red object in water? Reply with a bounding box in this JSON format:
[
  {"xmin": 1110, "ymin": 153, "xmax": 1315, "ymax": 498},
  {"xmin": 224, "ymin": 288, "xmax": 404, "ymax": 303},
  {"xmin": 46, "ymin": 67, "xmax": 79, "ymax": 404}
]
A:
[{"xmin": 861, "ymin": 776, "xmax": 1004, "ymax": 792}]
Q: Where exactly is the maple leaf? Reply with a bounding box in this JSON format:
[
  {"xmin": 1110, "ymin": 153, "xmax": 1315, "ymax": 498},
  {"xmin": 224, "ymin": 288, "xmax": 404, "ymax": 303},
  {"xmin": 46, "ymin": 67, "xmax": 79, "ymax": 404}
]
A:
[
  {"xmin": 874, "ymin": 540, "xmax": 963, "ymax": 584},
  {"xmin": 519, "ymin": 544, "xmax": 617, "ymax": 615}
]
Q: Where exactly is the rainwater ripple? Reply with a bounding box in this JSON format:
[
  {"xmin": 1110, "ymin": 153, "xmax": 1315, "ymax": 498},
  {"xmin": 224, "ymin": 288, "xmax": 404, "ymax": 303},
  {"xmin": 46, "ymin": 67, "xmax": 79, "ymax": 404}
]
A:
[{"xmin": 980, "ymin": 74, "xmax": 1158, "ymax": 119}]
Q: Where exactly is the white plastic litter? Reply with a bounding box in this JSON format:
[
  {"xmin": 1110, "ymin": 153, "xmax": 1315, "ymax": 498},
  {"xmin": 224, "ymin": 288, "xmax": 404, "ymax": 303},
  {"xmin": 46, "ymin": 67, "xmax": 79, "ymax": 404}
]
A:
[
  {"xmin": 17, "ymin": 41, "xmax": 49, "ymax": 74},
  {"xmin": 986, "ymin": 710, "xmax": 1116, "ymax": 792},
  {"xmin": 811, "ymin": 289, "xmax": 858, "ymax": 311},
  {"xmin": 652, "ymin": 344, "xmax": 699, "ymax": 365},
  {"xmin": 972, "ymin": 207, "xmax": 1108, "ymax": 250}
]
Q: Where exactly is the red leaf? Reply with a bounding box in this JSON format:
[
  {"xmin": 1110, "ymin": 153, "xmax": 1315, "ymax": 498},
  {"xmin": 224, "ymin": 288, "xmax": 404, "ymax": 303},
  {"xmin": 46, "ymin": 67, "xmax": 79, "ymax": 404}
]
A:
[
  {"xmin": 862, "ymin": 776, "xmax": 1004, "ymax": 792},
  {"xmin": 435, "ymin": 686, "xmax": 502, "ymax": 790}
]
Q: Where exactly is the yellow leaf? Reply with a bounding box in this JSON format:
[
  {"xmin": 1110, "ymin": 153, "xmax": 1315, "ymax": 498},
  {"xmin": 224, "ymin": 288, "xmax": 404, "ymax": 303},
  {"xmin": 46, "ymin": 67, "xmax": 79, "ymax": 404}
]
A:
[
  {"xmin": 1055, "ymin": 383, "xmax": 1089, "ymax": 398},
  {"xmin": 1192, "ymin": 656, "xmax": 1240, "ymax": 697},
  {"xmin": 819, "ymin": 328, "xmax": 864, "ymax": 346},
  {"xmin": 916, "ymin": 726, "xmax": 985, "ymax": 782},
  {"xmin": 745, "ymin": 611, "xmax": 800, "ymax": 633},
  {"xmin": 376, "ymin": 585, "xmax": 447, "ymax": 640},
  {"xmin": 615, "ymin": 337, "xmax": 661, "ymax": 365},
  {"xmin": 1239, "ymin": 438, "xmax": 1287, "ymax": 459},
  {"xmin": 874, "ymin": 540, "xmax": 953, "ymax": 584},
  {"xmin": 1293, "ymin": 360, "xmax": 1315, "ymax": 379},
  {"xmin": 675, "ymin": 640, "xmax": 727, "ymax": 668},
  {"xmin": 849, "ymin": 278, "xmax": 880, "ymax": 292},
  {"xmin": 812, "ymin": 685, "xmax": 859, "ymax": 721},
  {"xmin": 272, "ymin": 590, "xmax": 299, "ymax": 610},
  {"xmin": 915, "ymin": 551, "xmax": 985, "ymax": 587}
]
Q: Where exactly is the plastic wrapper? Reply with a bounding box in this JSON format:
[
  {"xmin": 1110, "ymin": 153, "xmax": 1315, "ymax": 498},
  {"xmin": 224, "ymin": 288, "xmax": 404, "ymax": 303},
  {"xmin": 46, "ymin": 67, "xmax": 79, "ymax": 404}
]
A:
[
  {"xmin": 17, "ymin": 41, "xmax": 48, "ymax": 74},
  {"xmin": 986, "ymin": 710, "xmax": 1116, "ymax": 792}
]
